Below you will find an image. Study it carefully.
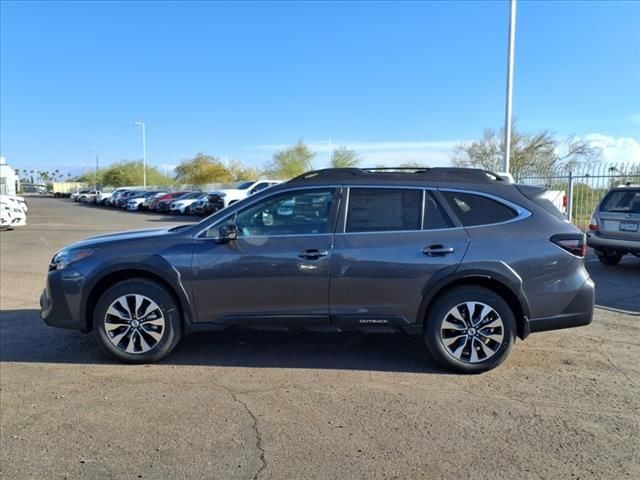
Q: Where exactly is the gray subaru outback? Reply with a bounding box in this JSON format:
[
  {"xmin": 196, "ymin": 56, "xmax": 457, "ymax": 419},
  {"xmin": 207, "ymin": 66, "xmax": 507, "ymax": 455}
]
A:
[{"xmin": 40, "ymin": 168, "xmax": 594, "ymax": 373}]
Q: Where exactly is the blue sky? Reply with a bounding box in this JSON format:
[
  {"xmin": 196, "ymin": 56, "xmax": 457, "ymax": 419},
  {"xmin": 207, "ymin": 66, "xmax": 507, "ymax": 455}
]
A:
[{"xmin": 1, "ymin": 0, "xmax": 639, "ymax": 175}]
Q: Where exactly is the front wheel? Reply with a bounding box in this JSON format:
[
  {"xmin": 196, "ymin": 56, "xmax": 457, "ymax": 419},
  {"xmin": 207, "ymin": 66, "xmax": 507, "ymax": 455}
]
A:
[
  {"xmin": 425, "ymin": 286, "xmax": 516, "ymax": 374},
  {"xmin": 93, "ymin": 279, "xmax": 182, "ymax": 363}
]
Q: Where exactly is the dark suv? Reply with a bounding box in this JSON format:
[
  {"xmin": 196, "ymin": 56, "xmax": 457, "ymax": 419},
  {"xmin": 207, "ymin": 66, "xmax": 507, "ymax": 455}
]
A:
[{"xmin": 40, "ymin": 168, "xmax": 594, "ymax": 373}]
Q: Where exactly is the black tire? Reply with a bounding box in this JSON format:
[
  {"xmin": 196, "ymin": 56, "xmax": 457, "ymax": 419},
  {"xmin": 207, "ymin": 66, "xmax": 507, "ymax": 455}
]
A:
[
  {"xmin": 184, "ymin": 206, "xmax": 192, "ymax": 215},
  {"xmin": 93, "ymin": 278, "xmax": 182, "ymax": 363},
  {"xmin": 424, "ymin": 286, "xmax": 516, "ymax": 374},
  {"xmin": 597, "ymin": 252, "xmax": 622, "ymax": 265}
]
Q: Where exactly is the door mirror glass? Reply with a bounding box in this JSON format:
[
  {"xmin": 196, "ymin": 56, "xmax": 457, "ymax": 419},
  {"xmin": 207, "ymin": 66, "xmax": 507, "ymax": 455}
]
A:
[{"xmin": 218, "ymin": 222, "xmax": 238, "ymax": 242}]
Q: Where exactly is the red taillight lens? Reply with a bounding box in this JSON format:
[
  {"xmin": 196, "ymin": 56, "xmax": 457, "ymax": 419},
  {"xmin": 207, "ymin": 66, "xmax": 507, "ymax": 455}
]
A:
[
  {"xmin": 588, "ymin": 224, "xmax": 598, "ymax": 231},
  {"xmin": 551, "ymin": 233, "xmax": 586, "ymax": 257},
  {"xmin": 562, "ymin": 194, "xmax": 567, "ymax": 208}
]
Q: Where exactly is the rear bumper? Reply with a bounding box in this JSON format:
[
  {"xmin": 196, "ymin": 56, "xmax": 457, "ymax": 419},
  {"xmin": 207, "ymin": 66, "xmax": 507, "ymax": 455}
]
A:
[
  {"xmin": 587, "ymin": 232, "xmax": 640, "ymax": 254},
  {"xmin": 526, "ymin": 277, "xmax": 595, "ymax": 334}
]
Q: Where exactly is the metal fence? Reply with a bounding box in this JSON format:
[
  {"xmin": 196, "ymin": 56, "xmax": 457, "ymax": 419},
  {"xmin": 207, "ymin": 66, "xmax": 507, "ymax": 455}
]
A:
[{"xmin": 516, "ymin": 162, "xmax": 640, "ymax": 231}]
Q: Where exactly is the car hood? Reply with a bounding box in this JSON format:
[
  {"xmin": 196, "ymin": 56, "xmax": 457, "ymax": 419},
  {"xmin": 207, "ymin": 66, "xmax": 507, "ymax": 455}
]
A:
[{"xmin": 69, "ymin": 227, "xmax": 173, "ymax": 249}]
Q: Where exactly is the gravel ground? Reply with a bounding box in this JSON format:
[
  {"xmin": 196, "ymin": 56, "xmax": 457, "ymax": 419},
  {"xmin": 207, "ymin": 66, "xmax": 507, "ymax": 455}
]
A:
[{"xmin": 1, "ymin": 197, "xmax": 639, "ymax": 480}]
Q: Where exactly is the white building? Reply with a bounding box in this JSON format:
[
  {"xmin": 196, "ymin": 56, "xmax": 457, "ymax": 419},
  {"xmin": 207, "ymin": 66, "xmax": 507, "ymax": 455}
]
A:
[{"xmin": 0, "ymin": 156, "xmax": 18, "ymax": 196}]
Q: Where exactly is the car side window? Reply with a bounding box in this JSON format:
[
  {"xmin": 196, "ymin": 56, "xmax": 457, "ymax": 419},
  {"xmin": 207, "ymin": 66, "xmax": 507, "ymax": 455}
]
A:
[
  {"xmin": 440, "ymin": 191, "xmax": 517, "ymax": 227},
  {"xmin": 250, "ymin": 182, "xmax": 270, "ymax": 194},
  {"xmin": 424, "ymin": 192, "xmax": 454, "ymax": 229},
  {"xmin": 346, "ymin": 188, "xmax": 422, "ymax": 233},
  {"xmin": 234, "ymin": 189, "xmax": 336, "ymax": 237}
]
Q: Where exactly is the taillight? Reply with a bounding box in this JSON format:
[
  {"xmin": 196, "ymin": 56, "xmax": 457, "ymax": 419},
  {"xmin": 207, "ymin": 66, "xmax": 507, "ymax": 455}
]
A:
[
  {"xmin": 551, "ymin": 233, "xmax": 586, "ymax": 257},
  {"xmin": 588, "ymin": 215, "xmax": 598, "ymax": 231},
  {"xmin": 562, "ymin": 194, "xmax": 567, "ymax": 208}
]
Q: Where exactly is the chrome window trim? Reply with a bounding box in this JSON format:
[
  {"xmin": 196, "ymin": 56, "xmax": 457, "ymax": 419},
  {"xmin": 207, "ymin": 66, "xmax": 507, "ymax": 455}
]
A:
[
  {"xmin": 192, "ymin": 185, "xmax": 341, "ymax": 240},
  {"xmin": 437, "ymin": 187, "xmax": 532, "ymax": 228},
  {"xmin": 420, "ymin": 189, "xmax": 426, "ymax": 230},
  {"xmin": 335, "ymin": 226, "xmax": 465, "ymax": 236}
]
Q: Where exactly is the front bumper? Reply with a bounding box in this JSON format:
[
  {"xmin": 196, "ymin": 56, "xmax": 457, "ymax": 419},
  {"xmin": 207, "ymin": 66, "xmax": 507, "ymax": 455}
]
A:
[
  {"xmin": 587, "ymin": 231, "xmax": 640, "ymax": 254},
  {"xmin": 40, "ymin": 266, "xmax": 89, "ymax": 332},
  {"xmin": 526, "ymin": 277, "xmax": 595, "ymax": 334}
]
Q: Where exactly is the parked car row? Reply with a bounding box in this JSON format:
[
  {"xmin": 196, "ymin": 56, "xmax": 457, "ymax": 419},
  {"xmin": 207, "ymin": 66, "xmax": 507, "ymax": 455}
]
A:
[
  {"xmin": 70, "ymin": 180, "xmax": 283, "ymax": 217},
  {"xmin": 0, "ymin": 194, "xmax": 28, "ymax": 230}
]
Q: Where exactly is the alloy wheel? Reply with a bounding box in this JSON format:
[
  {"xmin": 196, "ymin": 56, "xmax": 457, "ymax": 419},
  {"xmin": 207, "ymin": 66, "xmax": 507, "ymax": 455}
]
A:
[
  {"xmin": 439, "ymin": 301, "xmax": 504, "ymax": 363},
  {"xmin": 103, "ymin": 294, "xmax": 166, "ymax": 354}
]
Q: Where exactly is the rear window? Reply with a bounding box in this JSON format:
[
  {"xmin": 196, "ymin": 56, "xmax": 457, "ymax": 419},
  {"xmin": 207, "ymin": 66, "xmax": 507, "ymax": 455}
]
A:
[
  {"xmin": 441, "ymin": 191, "xmax": 517, "ymax": 227},
  {"xmin": 600, "ymin": 190, "xmax": 640, "ymax": 213},
  {"xmin": 347, "ymin": 188, "xmax": 422, "ymax": 232}
]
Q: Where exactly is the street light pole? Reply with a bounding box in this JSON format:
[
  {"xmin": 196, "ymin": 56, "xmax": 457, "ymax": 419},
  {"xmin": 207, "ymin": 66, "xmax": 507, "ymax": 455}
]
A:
[
  {"xmin": 503, "ymin": 0, "xmax": 517, "ymax": 174},
  {"xmin": 88, "ymin": 150, "xmax": 99, "ymax": 189},
  {"xmin": 133, "ymin": 121, "xmax": 147, "ymax": 188}
]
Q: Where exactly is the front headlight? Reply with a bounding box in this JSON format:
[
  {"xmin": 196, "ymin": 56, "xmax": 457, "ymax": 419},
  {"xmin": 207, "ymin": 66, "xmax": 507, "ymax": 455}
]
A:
[
  {"xmin": 217, "ymin": 192, "xmax": 226, "ymax": 198},
  {"xmin": 50, "ymin": 249, "xmax": 95, "ymax": 270}
]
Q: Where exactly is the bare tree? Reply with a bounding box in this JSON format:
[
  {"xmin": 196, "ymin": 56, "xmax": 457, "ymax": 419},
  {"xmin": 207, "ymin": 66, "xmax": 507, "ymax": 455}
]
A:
[{"xmin": 451, "ymin": 126, "xmax": 601, "ymax": 178}]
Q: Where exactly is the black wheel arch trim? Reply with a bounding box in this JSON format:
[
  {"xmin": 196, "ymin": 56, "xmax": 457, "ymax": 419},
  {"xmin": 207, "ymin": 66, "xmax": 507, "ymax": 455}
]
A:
[
  {"xmin": 417, "ymin": 261, "xmax": 532, "ymax": 340},
  {"xmin": 82, "ymin": 255, "xmax": 195, "ymax": 331}
]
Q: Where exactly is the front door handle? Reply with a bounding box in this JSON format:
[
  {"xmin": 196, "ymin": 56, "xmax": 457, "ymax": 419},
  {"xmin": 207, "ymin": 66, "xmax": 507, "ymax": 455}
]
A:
[
  {"xmin": 422, "ymin": 245, "xmax": 455, "ymax": 256},
  {"xmin": 298, "ymin": 249, "xmax": 329, "ymax": 260}
]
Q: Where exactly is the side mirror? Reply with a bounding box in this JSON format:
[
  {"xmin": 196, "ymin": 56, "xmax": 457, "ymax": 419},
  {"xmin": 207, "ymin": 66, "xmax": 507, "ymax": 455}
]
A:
[{"xmin": 218, "ymin": 222, "xmax": 238, "ymax": 243}]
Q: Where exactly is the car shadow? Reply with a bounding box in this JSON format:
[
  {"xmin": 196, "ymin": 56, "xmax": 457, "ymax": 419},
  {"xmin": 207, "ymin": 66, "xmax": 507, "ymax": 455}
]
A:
[{"xmin": 0, "ymin": 309, "xmax": 447, "ymax": 374}]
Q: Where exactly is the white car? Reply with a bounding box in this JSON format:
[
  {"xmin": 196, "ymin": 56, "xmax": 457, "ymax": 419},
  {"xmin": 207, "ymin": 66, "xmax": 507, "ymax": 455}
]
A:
[
  {"xmin": 96, "ymin": 191, "xmax": 114, "ymax": 205},
  {"xmin": 208, "ymin": 180, "xmax": 282, "ymax": 209},
  {"xmin": 126, "ymin": 195, "xmax": 148, "ymax": 211},
  {"xmin": 169, "ymin": 192, "xmax": 207, "ymax": 215},
  {"xmin": 0, "ymin": 194, "xmax": 28, "ymax": 214},
  {"xmin": 1, "ymin": 205, "xmax": 13, "ymax": 230},
  {"xmin": 1, "ymin": 201, "xmax": 27, "ymax": 229}
]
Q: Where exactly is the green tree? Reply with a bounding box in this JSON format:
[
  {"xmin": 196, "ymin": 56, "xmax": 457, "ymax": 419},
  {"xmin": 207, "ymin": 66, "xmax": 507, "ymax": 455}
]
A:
[
  {"xmin": 265, "ymin": 140, "xmax": 315, "ymax": 178},
  {"xmin": 451, "ymin": 126, "xmax": 601, "ymax": 178},
  {"xmin": 398, "ymin": 161, "xmax": 428, "ymax": 168},
  {"xmin": 174, "ymin": 153, "xmax": 233, "ymax": 185},
  {"xmin": 228, "ymin": 158, "xmax": 261, "ymax": 182},
  {"xmin": 101, "ymin": 161, "xmax": 170, "ymax": 187},
  {"xmin": 330, "ymin": 147, "xmax": 360, "ymax": 168}
]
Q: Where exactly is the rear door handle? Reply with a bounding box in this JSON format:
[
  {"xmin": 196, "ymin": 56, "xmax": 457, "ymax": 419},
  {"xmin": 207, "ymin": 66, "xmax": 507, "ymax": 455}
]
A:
[
  {"xmin": 422, "ymin": 245, "xmax": 455, "ymax": 256},
  {"xmin": 298, "ymin": 249, "xmax": 329, "ymax": 260}
]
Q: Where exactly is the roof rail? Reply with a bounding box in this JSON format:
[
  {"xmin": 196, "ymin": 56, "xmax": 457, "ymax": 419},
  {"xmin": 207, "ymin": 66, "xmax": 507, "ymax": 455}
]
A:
[{"xmin": 288, "ymin": 167, "xmax": 506, "ymax": 184}]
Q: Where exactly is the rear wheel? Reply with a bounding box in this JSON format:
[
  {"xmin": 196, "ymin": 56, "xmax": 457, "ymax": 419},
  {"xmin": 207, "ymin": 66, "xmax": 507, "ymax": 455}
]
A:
[
  {"xmin": 93, "ymin": 279, "xmax": 182, "ymax": 363},
  {"xmin": 425, "ymin": 286, "xmax": 516, "ymax": 374},
  {"xmin": 597, "ymin": 251, "xmax": 622, "ymax": 265}
]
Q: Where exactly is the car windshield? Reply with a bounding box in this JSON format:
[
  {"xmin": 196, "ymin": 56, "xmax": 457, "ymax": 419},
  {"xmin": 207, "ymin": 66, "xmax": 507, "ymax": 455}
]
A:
[
  {"xmin": 600, "ymin": 190, "xmax": 640, "ymax": 213},
  {"xmin": 237, "ymin": 181, "xmax": 254, "ymax": 190}
]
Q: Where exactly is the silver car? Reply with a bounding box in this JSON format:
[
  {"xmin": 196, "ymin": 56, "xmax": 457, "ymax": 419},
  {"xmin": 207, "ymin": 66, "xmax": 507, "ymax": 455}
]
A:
[{"xmin": 587, "ymin": 185, "xmax": 640, "ymax": 265}]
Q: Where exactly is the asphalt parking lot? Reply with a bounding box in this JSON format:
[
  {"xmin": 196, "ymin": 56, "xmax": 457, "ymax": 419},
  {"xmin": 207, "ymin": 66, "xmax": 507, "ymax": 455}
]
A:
[{"xmin": 1, "ymin": 197, "xmax": 639, "ymax": 480}]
